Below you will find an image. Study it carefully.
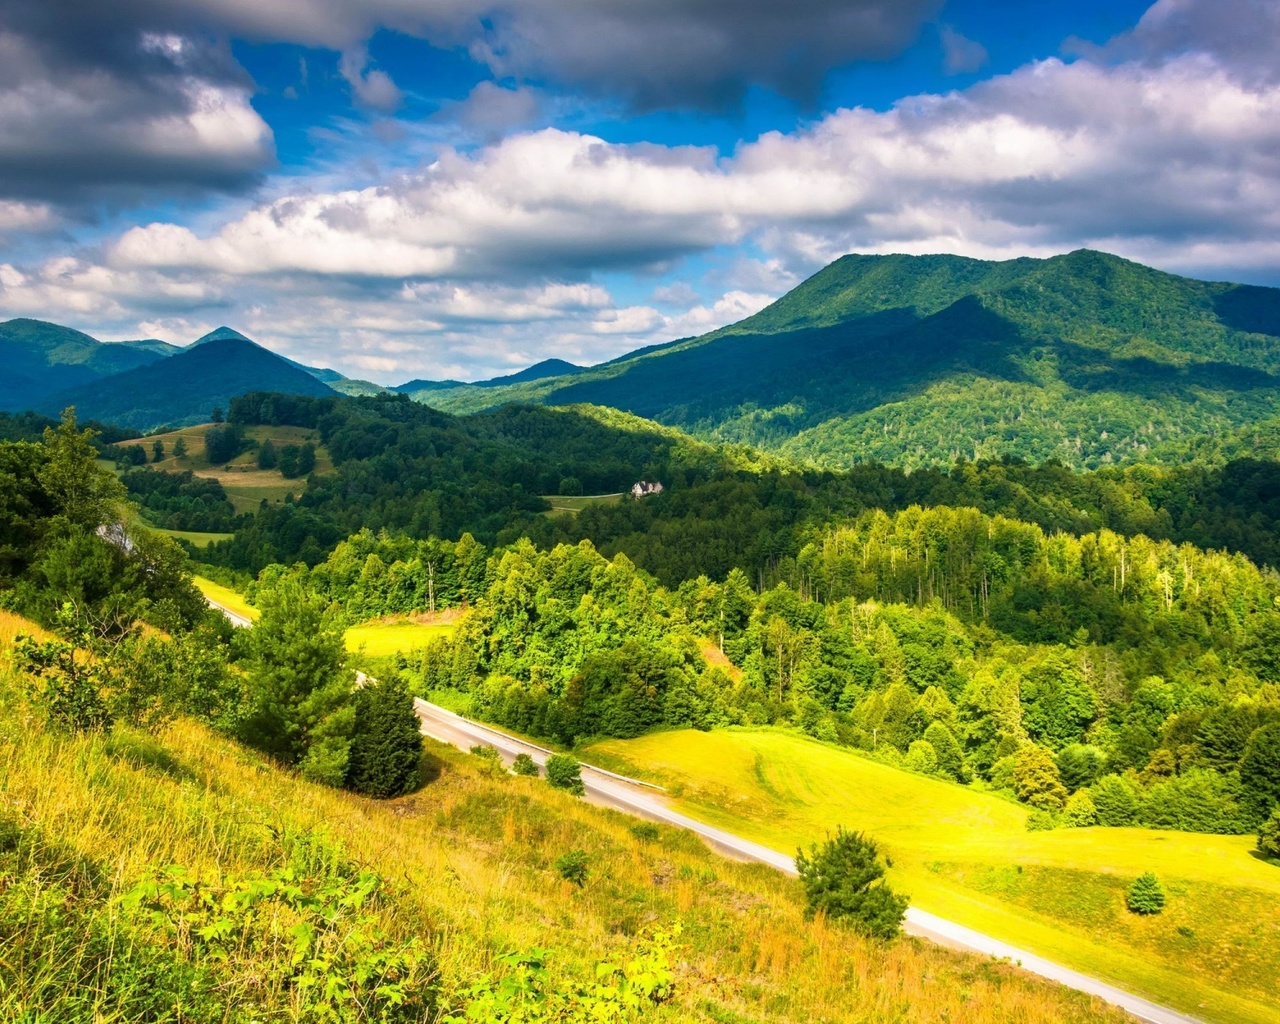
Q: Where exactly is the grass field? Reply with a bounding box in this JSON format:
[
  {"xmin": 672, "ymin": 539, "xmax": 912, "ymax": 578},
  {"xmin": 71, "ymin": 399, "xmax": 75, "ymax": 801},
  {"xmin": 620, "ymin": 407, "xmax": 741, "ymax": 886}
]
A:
[
  {"xmin": 343, "ymin": 618, "xmax": 455, "ymax": 657},
  {"xmin": 193, "ymin": 575, "xmax": 259, "ymax": 622},
  {"xmin": 114, "ymin": 424, "xmax": 333, "ymax": 513},
  {"xmin": 542, "ymin": 493, "xmax": 624, "ymax": 516},
  {"xmin": 0, "ymin": 617, "xmax": 1130, "ymax": 1024},
  {"xmin": 583, "ymin": 728, "xmax": 1280, "ymax": 1024},
  {"xmin": 155, "ymin": 528, "xmax": 235, "ymax": 547}
]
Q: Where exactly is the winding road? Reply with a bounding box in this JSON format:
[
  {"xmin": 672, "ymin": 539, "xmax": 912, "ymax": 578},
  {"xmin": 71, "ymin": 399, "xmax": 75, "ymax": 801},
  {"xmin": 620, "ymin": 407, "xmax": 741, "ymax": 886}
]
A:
[{"xmin": 206, "ymin": 593, "xmax": 1204, "ymax": 1024}]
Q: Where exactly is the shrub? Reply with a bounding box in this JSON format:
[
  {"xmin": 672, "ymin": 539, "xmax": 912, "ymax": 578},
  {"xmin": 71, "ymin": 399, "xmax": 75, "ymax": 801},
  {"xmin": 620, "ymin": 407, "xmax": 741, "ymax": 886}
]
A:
[
  {"xmin": 1026, "ymin": 809, "xmax": 1060, "ymax": 831},
  {"xmin": 511, "ymin": 752, "xmax": 539, "ymax": 776},
  {"xmin": 904, "ymin": 739, "xmax": 937, "ymax": 775},
  {"xmin": 1141, "ymin": 768, "xmax": 1247, "ymax": 833},
  {"xmin": 555, "ymin": 849, "xmax": 589, "ymax": 886},
  {"xmin": 545, "ymin": 754, "xmax": 585, "ymax": 796},
  {"xmin": 1126, "ymin": 872, "xmax": 1166, "ymax": 914},
  {"xmin": 470, "ymin": 744, "xmax": 506, "ymax": 777},
  {"xmin": 1063, "ymin": 789, "xmax": 1097, "ymax": 827},
  {"xmin": 1090, "ymin": 774, "xmax": 1140, "ymax": 826},
  {"xmin": 1258, "ymin": 808, "xmax": 1280, "ymax": 859},
  {"xmin": 1013, "ymin": 744, "xmax": 1068, "ymax": 810},
  {"xmin": 794, "ymin": 828, "xmax": 908, "ymax": 940},
  {"xmin": 630, "ymin": 822, "xmax": 660, "ymax": 843},
  {"xmin": 346, "ymin": 675, "xmax": 423, "ymax": 798}
]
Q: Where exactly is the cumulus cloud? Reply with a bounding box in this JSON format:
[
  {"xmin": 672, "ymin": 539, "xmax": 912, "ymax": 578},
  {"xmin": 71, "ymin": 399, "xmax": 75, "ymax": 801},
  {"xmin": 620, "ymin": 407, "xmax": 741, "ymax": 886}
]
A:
[
  {"xmin": 439, "ymin": 82, "xmax": 544, "ymax": 139},
  {"xmin": 6, "ymin": 0, "xmax": 1280, "ymax": 379},
  {"xmin": 338, "ymin": 49, "xmax": 403, "ymax": 112}
]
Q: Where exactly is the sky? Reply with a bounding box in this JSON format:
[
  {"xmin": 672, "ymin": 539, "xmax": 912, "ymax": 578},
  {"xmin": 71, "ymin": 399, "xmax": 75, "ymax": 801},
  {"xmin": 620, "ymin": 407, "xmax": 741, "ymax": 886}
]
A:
[{"xmin": 0, "ymin": 0, "xmax": 1278, "ymax": 383}]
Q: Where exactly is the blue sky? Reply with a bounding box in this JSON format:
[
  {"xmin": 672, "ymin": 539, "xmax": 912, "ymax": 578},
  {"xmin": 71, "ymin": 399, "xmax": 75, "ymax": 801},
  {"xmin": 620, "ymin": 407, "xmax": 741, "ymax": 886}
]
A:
[{"xmin": 0, "ymin": 0, "xmax": 1277, "ymax": 382}]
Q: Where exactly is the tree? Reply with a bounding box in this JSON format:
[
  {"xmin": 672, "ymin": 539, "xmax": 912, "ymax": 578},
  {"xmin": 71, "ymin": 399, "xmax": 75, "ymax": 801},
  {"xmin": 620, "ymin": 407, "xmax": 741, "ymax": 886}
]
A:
[
  {"xmin": 545, "ymin": 754, "xmax": 584, "ymax": 796},
  {"xmin": 152, "ymin": 440, "xmax": 165, "ymax": 463},
  {"xmin": 1064, "ymin": 789, "xmax": 1097, "ymax": 827},
  {"xmin": 1090, "ymin": 774, "xmax": 1140, "ymax": 826},
  {"xmin": 204, "ymin": 425, "xmax": 242, "ymax": 465},
  {"xmin": 555, "ymin": 849, "xmax": 589, "ymax": 886},
  {"xmin": 257, "ymin": 439, "xmax": 278, "ymax": 470},
  {"xmin": 904, "ymin": 739, "xmax": 937, "ymax": 775},
  {"xmin": 1021, "ymin": 651, "xmax": 1096, "ymax": 748},
  {"xmin": 1126, "ymin": 872, "xmax": 1166, "ymax": 914},
  {"xmin": 511, "ymin": 752, "xmax": 539, "ymax": 776},
  {"xmin": 40, "ymin": 408, "xmax": 125, "ymax": 530},
  {"xmin": 238, "ymin": 577, "xmax": 354, "ymax": 784},
  {"xmin": 794, "ymin": 828, "xmax": 907, "ymax": 940},
  {"xmin": 1013, "ymin": 744, "xmax": 1068, "ymax": 810},
  {"xmin": 346, "ymin": 675, "xmax": 423, "ymax": 798},
  {"xmin": 172, "ymin": 436, "xmax": 188, "ymax": 459},
  {"xmin": 1258, "ymin": 808, "xmax": 1280, "ymax": 859},
  {"xmin": 923, "ymin": 721, "xmax": 966, "ymax": 781},
  {"xmin": 1056, "ymin": 744, "xmax": 1106, "ymax": 791},
  {"xmin": 211, "ymin": 406, "xmax": 224, "ymax": 423},
  {"xmin": 1241, "ymin": 724, "xmax": 1280, "ymax": 820}
]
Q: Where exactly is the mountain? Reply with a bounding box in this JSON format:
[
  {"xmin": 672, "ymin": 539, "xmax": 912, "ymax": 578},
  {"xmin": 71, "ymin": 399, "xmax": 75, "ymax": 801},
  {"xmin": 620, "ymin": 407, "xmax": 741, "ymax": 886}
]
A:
[
  {"xmin": 40, "ymin": 336, "xmax": 336, "ymax": 431},
  {"xmin": 0, "ymin": 318, "xmax": 177, "ymax": 409},
  {"xmin": 395, "ymin": 357, "xmax": 583, "ymax": 399},
  {"xmin": 190, "ymin": 325, "xmax": 348, "ymax": 384},
  {"xmin": 415, "ymin": 250, "xmax": 1280, "ymax": 470}
]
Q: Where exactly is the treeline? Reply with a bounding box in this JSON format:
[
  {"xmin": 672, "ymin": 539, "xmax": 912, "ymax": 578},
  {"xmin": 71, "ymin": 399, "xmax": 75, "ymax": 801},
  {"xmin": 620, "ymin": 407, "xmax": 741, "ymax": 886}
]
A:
[
  {"xmin": 265, "ymin": 516, "xmax": 1280, "ymax": 836},
  {"xmin": 121, "ymin": 467, "xmax": 246, "ymax": 533},
  {"xmin": 156, "ymin": 391, "xmax": 1280, "ymax": 587}
]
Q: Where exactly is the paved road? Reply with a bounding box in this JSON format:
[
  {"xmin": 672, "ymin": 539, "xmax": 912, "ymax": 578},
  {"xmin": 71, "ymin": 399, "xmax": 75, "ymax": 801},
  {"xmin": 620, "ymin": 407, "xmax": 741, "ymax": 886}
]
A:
[{"xmin": 204, "ymin": 594, "xmax": 1203, "ymax": 1024}]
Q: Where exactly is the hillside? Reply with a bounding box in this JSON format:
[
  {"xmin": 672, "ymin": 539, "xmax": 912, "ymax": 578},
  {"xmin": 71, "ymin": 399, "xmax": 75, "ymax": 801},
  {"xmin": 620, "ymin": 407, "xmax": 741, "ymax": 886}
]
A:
[
  {"xmin": 42, "ymin": 336, "xmax": 337, "ymax": 431},
  {"xmin": 418, "ymin": 250, "xmax": 1280, "ymax": 470},
  {"xmin": 0, "ymin": 615, "xmax": 1126, "ymax": 1024},
  {"xmin": 0, "ymin": 318, "xmax": 177, "ymax": 409},
  {"xmin": 394, "ymin": 357, "xmax": 583, "ymax": 399}
]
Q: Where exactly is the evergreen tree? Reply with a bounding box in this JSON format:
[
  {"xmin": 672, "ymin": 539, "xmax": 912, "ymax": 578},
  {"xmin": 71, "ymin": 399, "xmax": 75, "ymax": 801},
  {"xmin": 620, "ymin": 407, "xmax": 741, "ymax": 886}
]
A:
[
  {"xmin": 238, "ymin": 577, "xmax": 354, "ymax": 784},
  {"xmin": 1013, "ymin": 744, "xmax": 1068, "ymax": 810},
  {"xmin": 795, "ymin": 828, "xmax": 907, "ymax": 940},
  {"xmin": 1126, "ymin": 872, "xmax": 1166, "ymax": 914},
  {"xmin": 923, "ymin": 721, "xmax": 966, "ymax": 781},
  {"xmin": 172, "ymin": 436, "xmax": 188, "ymax": 459},
  {"xmin": 152, "ymin": 440, "xmax": 165, "ymax": 463},
  {"xmin": 1090, "ymin": 774, "xmax": 1140, "ymax": 826},
  {"xmin": 1240, "ymin": 723, "xmax": 1280, "ymax": 819},
  {"xmin": 257, "ymin": 439, "xmax": 278, "ymax": 470},
  {"xmin": 346, "ymin": 675, "xmax": 423, "ymax": 798}
]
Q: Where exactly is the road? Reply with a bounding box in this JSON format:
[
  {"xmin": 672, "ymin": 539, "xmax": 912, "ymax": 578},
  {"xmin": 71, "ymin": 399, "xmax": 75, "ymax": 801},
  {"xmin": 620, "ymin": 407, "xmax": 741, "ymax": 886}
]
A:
[{"xmin": 204, "ymin": 593, "xmax": 1203, "ymax": 1024}]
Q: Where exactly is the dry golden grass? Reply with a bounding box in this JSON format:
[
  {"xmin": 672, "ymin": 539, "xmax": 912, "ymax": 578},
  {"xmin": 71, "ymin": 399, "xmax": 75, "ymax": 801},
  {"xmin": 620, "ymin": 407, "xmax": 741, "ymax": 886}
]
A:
[{"xmin": 0, "ymin": 614, "xmax": 1132, "ymax": 1024}]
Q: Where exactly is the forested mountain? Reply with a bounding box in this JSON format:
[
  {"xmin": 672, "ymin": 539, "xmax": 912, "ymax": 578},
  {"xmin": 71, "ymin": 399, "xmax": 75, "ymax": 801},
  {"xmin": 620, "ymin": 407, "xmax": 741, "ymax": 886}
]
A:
[
  {"xmin": 0, "ymin": 318, "xmax": 178, "ymax": 410},
  {"xmin": 40, "ymin": 337, "xmax": 336, "ymax": 431},
  {"xmin": 394, "ymin": 357, "xmax": 582, "ymax": 398},
  {"xmin": 418, "ymin": 250, "xmax": 1280, "ymax": 470}
]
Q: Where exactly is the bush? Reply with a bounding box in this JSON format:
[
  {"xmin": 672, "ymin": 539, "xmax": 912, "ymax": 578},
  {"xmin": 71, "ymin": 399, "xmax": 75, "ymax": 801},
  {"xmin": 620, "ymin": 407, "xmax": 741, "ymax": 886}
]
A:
[
  {"xmin": 1258, "ymin": 808, "xmax": 1280, "ymax": 859},
  {"xmin": 1063, "ymin": 789, "xmax": 1097, "ymax": 827},
  {"xmin": 1126, "ymin": 872, "xmax": 1166, "ymax": 914},
  {"xmin": 794, "ymin": 828, "xmax": 908, "ymax": 940},
  {"xmin": 1090, "ymin": 774, "xmax": 1140, "ymax": 826},
  {"xmin": 630, "ymin": 822, "xmax": 660, "ymax": 843},
  {"xmin": 545, "ymin": 754, "xmax": 585, "ymax": 796},
  {"xmin": 1141, "ymin": 768, "xmax": 1247, "ymax": 833},
  {"xmin": 554, "ymin": 849, "xmax": 589, "ymax": 886},
  {"xmin": 470, "ymin": 744, "xmax": 506, "ymax": 777},
  {"xmin": 1026, "ymin": 809, "xmax": 1060, "ymax": 831},
  {"xmin": 511, "ymin": 752, "xmax": 539, "ymax": 776}
]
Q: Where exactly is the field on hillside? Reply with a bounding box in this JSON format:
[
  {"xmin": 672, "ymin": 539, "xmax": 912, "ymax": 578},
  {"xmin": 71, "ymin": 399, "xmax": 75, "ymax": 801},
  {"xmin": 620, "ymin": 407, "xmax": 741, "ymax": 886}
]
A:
[
  {"xmin": 155, "ymin": 527, "xmax": 235, "ymax": 547},
  {"xmin": 115, "ymin": 423, "xmax": 331, "ymax": 512},
  {"xmin": 542, "ymin": 492, "xmax": 625, "ymax": 516},
  {"xmin": 584, "ymin": 728, "xmax": 1280, "ymax": 1024},
  {"xmin": 0, "ymin": 620, "xmax": 1130, "ymax": 1024}
]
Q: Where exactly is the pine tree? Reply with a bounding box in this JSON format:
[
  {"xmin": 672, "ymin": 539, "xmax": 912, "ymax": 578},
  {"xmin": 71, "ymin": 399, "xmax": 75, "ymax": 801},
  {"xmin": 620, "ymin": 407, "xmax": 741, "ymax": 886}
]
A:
[
  {"xmin": 1126, "ymin": 872, "xmax": 1166, "ymax": 914},
  {"xmin": 795, "ymin": 828, "xmax": 908, "ymax": 940},
  {"xmin": 346, "ymin": 675, "xmax": 423, "ymax": 798}
]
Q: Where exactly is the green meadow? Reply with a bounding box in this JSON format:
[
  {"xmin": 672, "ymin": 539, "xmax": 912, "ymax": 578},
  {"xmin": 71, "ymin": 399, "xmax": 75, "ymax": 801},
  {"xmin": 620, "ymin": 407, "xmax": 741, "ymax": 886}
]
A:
[{"xmin": 584, "ymin": 727, "xmax": 1280, "ymax": 1024}]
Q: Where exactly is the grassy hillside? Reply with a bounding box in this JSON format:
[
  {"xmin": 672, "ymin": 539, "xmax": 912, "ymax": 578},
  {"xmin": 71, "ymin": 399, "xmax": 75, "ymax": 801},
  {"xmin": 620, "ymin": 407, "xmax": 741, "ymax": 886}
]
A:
[
  {"xmin": 584, "ymin": 728, "xmax": 1280, "ymax": 1024},
  {"xmin": 0, "ymin": 621, "xmax": 1128, "ymax": 1024},
  {"xmin": 419, "ymin": 250, "xmax": 1280, "ymax": 470},
  {"xmin": 42, "ymin": 336, "xmax": 336, "ymax": 432}
]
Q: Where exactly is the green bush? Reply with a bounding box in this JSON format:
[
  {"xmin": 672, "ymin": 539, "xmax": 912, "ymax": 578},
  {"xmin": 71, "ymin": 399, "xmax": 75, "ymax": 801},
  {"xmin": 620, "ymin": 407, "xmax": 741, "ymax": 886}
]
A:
[
  {"xmin": 903, "ymin": 739, "xmax": 937, "ymax": 775},
  {"xmin": 1258, "ymin": 808, "xmax": 1280, "ymax": 859},
  {"xmin": 630, "ymin": 822, "xmax": 661, "ymax": 843},
  {"xmin": 1090, "ymin": 774, "xmax": 1140, "ymax": 826},
  {"xmin": 511, "ymin": 752, "xmax": 539, "ymax": 776},
  {"xmin": 347, "ymin": 675, "xmax": 423, "ymax": 798},
  {"xmin": 794, "ymin": 827, "xmax": 908, "ymax": 940},
  {"xmin": 1025, "ymin": 809, "xmax": 1060, "ymax": 831},
  {"xmin": 554, "ymin": 849, "xmax": 589, "ymax": 887},
  {"xmin": 1063, "ymin": 789, "xmax": 1097, "ymax": 827},
  {"xmin": 545, "ymin": 754, "xmax": 585, "ymax": 797},
  {"xmin": 1126, "ymin": 872, "xmax": 1166, "ymax": 914}
]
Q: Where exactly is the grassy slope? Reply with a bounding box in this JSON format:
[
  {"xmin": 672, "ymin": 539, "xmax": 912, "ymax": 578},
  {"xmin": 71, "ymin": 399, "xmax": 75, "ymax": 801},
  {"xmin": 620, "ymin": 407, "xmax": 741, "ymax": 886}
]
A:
[
  {"xmin": 0, "ymin": 622, "xmax": 1128, "ymax": 1024},
  {"xmin": 583, "ymin": 728, "xmax": 1280, "ymax": 1024},
  {"xmin": 120, "ymin": 423, "xmax": 331, "ymax": 513}
]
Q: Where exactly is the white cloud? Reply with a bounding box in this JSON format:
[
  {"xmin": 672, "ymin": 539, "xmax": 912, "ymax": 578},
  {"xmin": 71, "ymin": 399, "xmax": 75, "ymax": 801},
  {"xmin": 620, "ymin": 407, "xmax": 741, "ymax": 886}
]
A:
[
  {"xmin": 338, "ymin": 49, "xmax": 403, "ymax": 113},
  {"xmin": 940, "ymin": 26, "xmax": 989, "ymax": 75}
]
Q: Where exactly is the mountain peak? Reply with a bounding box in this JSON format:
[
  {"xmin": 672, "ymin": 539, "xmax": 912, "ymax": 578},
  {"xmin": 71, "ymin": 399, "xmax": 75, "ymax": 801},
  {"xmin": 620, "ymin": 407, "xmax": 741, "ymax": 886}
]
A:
[{"xmin": 191, "ymin": 326, "xmax": 254, "ymax": 347}]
